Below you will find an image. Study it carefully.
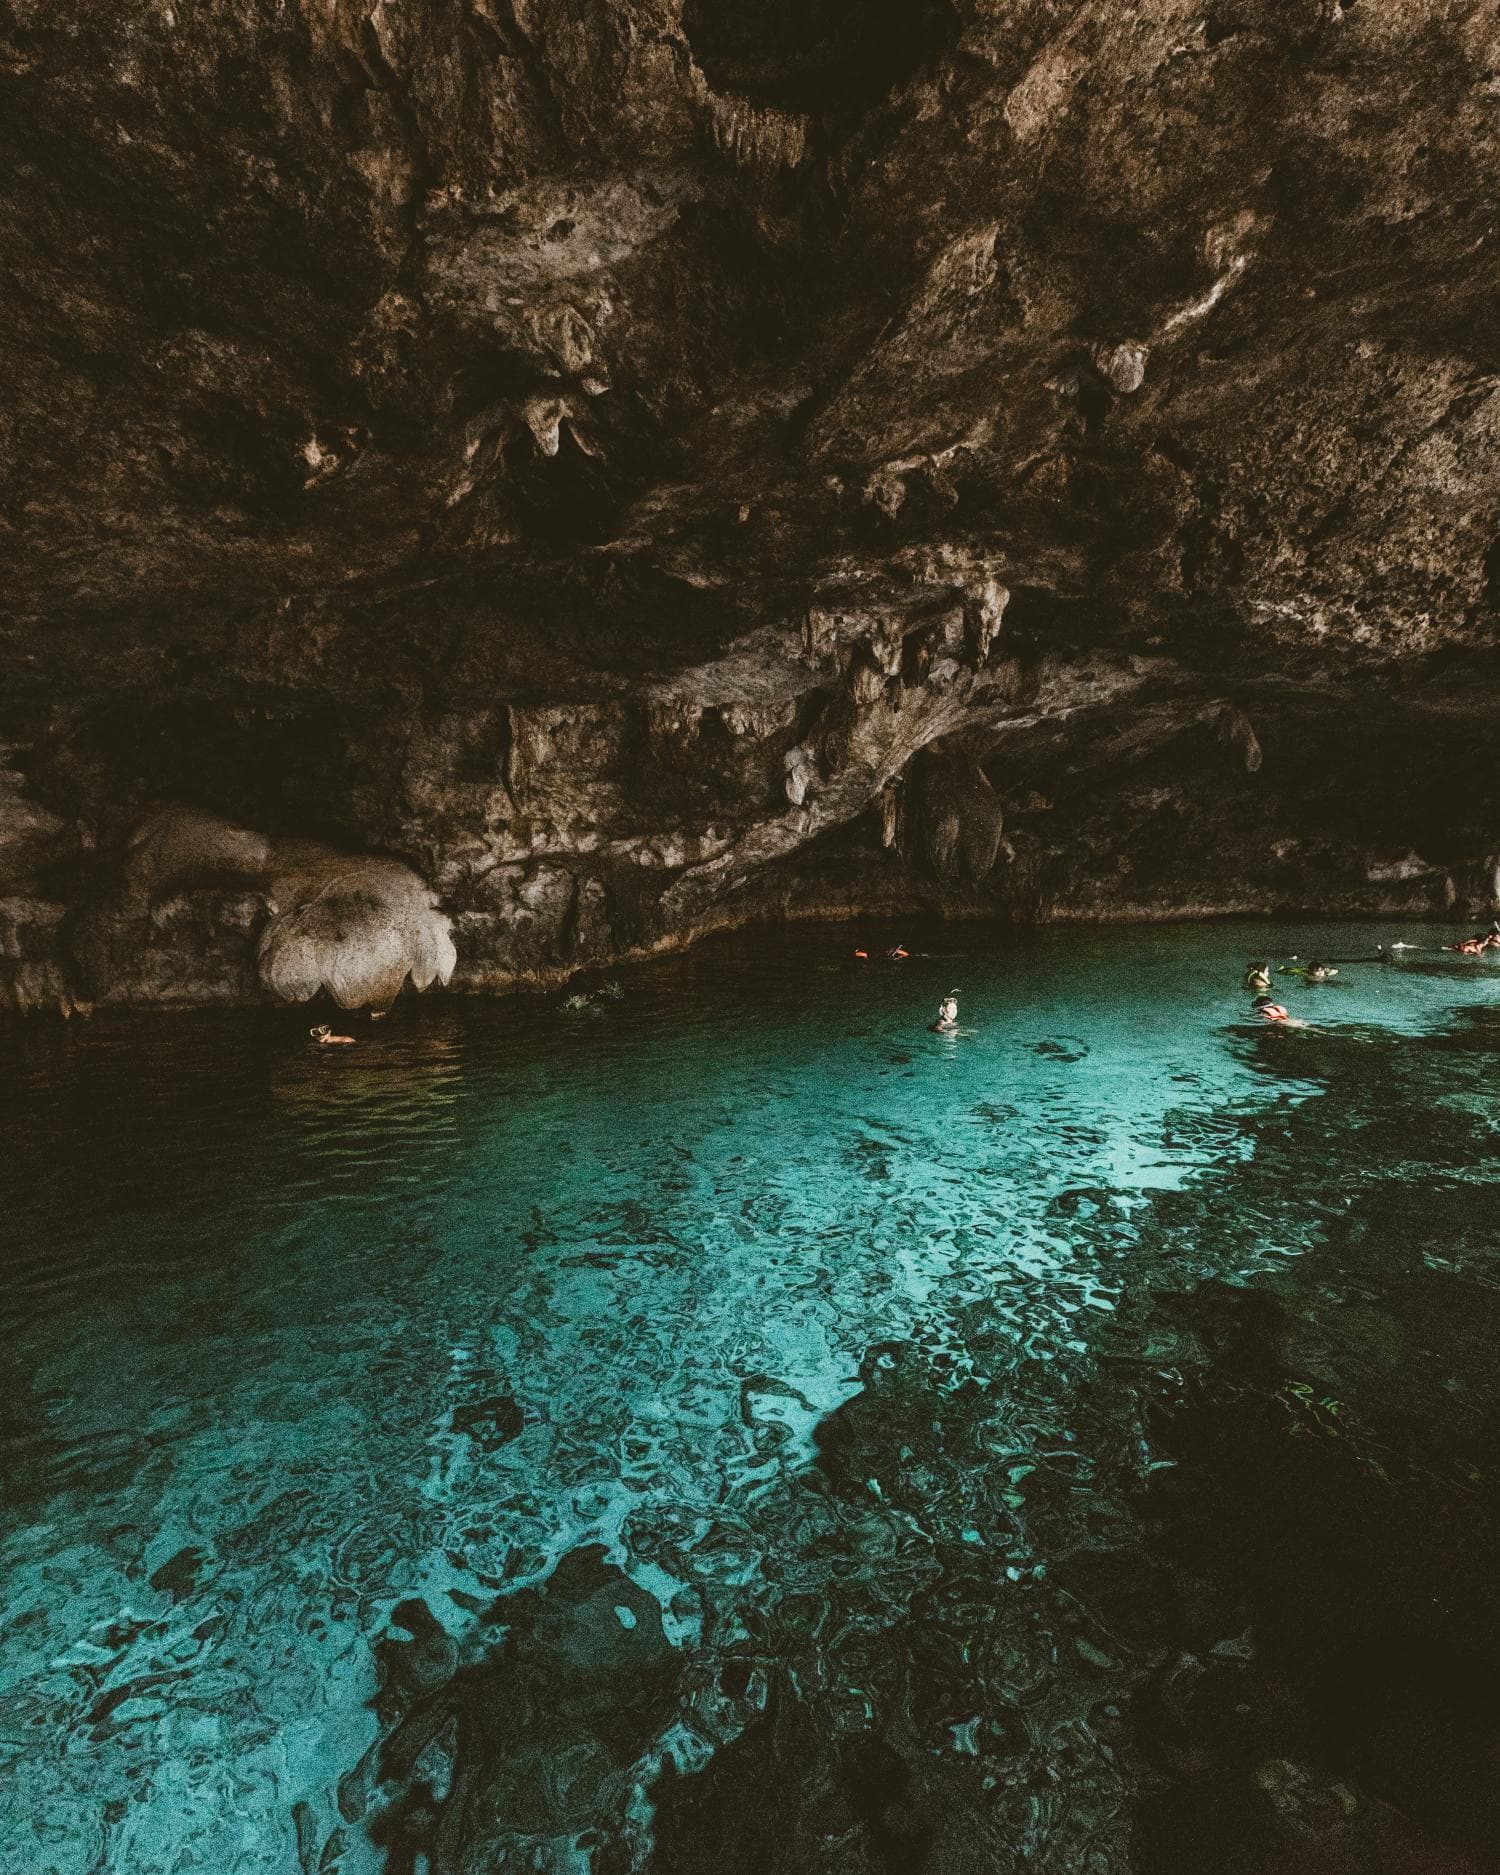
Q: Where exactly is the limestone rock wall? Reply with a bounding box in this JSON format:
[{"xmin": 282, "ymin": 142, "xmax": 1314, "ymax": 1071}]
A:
[{"xmin": 3, "ymin": 0, "xmax": 1500, "ymax": 1005}]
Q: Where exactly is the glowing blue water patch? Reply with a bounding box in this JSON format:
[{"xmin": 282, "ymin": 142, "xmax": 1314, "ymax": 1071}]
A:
[{"xmin": 1, "ymin": 920, "xmax": 1495, "ymax": 1872}]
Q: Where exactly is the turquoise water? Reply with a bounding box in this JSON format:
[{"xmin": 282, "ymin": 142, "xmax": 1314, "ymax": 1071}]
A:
[{"xmin": 5, "ymin": 922, "xmax": 1500, "ymax": 1873}]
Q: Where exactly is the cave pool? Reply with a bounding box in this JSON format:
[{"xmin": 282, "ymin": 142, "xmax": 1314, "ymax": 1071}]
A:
[{"xmin": 6, "ymin": 920, "xmax": 1500, "ymax": 1874}]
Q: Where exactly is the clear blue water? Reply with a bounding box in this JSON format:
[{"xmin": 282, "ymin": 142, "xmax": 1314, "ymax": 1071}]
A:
[{"xmin": 5, "ymin": 922, "xmax": 1500, "ymax": 1873}]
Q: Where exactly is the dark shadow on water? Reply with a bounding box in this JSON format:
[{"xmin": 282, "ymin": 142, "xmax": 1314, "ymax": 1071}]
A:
[
  {"xmin": 648, "ymin": 1002, "xmax": 1500, "ymax": 1873},
  {"xmin": 1126, "ymin": 1012, "xmax": 1500, "ymax": 1873}
]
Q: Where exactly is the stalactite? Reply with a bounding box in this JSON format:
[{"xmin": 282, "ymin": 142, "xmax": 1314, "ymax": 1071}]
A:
[{"xmin": 704, "ymin": 89, "xmax": 808, "ymax": 174}]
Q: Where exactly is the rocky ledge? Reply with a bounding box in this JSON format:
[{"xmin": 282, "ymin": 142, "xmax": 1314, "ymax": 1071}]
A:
[{"xmin": 3, "ymin": 0, "xmax": 1500, "ymax": 1009}]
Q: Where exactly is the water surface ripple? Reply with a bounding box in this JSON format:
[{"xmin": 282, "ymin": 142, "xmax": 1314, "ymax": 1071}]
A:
[{"xmin": 5, "ymin": 923, "xmax": 1500, "ymax": 1873}]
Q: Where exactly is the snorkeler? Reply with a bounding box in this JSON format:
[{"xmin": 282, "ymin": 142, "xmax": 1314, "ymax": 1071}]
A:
[
  {"xmin": 1244, "ymin": 962, "xmax": 1272, "ymax": 992},
  {"xmin": 1251, "ymin": 994, "xmax": 1292, "ymax": 1023},
  {"xmin": 310, "ymin": 1023, "xmax": 356, "ymax": 1046},
  {"xmin": 1279, "ymin": 958, "xmax": 1338, "ymax": 982},
  {"xmin": 1443, "ymin": 920, "xmax": 1500, "ymax": 954},
  {"xmin": 930, "ymin": 991, "xmax": 960, "ymax": 1033}
]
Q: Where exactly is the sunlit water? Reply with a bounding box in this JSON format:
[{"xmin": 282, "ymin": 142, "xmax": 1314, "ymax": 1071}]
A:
[{"xmin": 6, "ymin": 922, "xmax": 1500, "ymax": 1874}]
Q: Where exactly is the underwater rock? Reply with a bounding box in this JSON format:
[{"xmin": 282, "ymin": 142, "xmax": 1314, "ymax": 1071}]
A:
[
  {"xmin": 147, "ymin": 1544, "xmax": 210, "ymax": 1599},
  {"xmin": 1031, "ymin": 1037, "xmax": 1090, "ymax": 1062},
  {"xmin": 368, "ymin": 1546, "xmax": 681, "ymax": 1870},
  {"xmin": 448, "ymin": 1394, "xmax": 525, "ymax": 1449},
  {"xmin": 652, "ymin": 1683, "xmax": 934, "ymax": 1875}
]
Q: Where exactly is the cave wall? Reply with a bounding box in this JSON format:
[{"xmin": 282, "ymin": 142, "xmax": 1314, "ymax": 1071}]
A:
[{"xmin": 4, "ymin": 0, "xmax": 1500, "ymax": 1006}]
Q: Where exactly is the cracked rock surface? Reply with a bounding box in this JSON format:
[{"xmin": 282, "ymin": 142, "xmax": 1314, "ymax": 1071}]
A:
[{"xmin": 4, "ymin": 0, "xmax": 1500, "ymax": 1005}]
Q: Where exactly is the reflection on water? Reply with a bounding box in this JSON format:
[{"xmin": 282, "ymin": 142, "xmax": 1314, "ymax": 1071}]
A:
[{"xmin": 4, "ymin": 923, "xmax": 1500, "ymax": 1872}]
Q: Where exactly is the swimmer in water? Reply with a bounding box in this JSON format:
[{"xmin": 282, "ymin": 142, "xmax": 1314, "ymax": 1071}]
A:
[
  {"xmin": 1303, "ymin": 960, "xmax": 1336, "ymax": 983},
  {"xmin": 310, "ymin": 1023, "xmax": 356, "ymax": 1046},
  {"xmin": 931, "ymin": 991, "xmax": 960, "ymax": 1033},
  {"xmin": 1278, "ymin": 958, "xmax": 1337, "ymax": 982},
  {"xmin": 1251, "ymin": 994, "xmax": 1294, "ymax": 1023},
  {"xmin": 1441, "ymin": 920, "xmax": 1500, "ymax": 954},
  {"xmin": 1244, "ymin": 962, "xmax": 1272, "ymax": 992}
]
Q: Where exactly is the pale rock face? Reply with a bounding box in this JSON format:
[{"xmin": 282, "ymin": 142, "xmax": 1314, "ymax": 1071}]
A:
[
  {"xmin": 3, "ymin": 0, "xmax": 1500, "ymax": 1006},
  {"xmin": 257, "ymin": 853, "xmax": 456, "ymax": 1008},
  {"xmin": 43, "ymin": 808, "xmax": 455, "ymax": 1012},
  {"xmin": 1096, "ymin": 344, "xmax": 1149, "ymax": 395}
]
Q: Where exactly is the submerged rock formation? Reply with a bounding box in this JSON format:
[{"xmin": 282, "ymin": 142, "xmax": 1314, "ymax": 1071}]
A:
[{"xmin": 3, "ymin": 0, "xmax": 1500, "ymax": 1005}]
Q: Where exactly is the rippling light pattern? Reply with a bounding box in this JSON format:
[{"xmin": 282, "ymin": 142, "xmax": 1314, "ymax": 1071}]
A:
[{"xmin": 4, "ymin": 923, "xmax": 1499, "ymax": 1873}]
